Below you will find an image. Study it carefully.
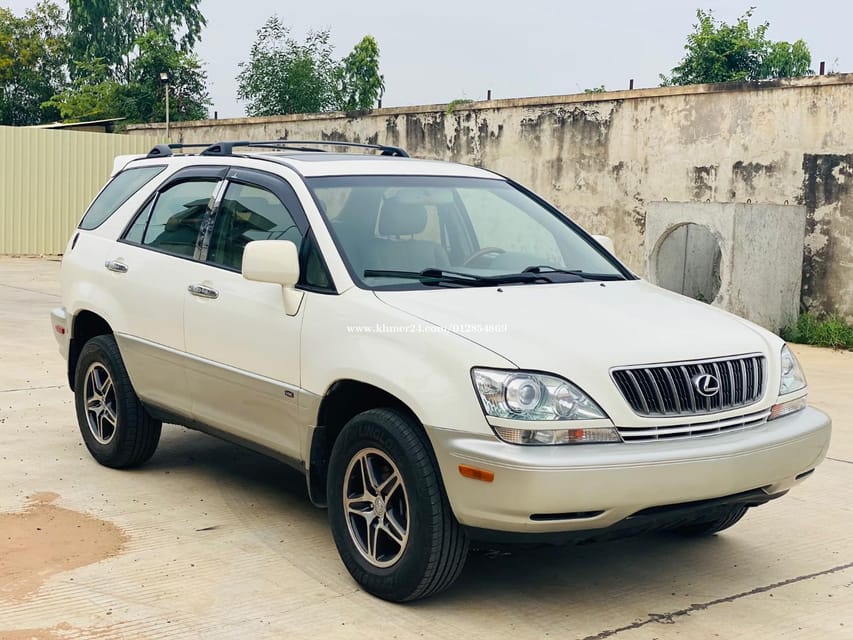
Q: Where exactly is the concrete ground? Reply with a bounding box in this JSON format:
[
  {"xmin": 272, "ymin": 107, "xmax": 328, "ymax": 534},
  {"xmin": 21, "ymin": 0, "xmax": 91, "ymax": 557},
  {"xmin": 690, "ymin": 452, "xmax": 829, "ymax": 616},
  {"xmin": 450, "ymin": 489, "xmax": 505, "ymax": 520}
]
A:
[{"xmin": 1, "ymin": 256, "xmax": 851, "ymax": 640}]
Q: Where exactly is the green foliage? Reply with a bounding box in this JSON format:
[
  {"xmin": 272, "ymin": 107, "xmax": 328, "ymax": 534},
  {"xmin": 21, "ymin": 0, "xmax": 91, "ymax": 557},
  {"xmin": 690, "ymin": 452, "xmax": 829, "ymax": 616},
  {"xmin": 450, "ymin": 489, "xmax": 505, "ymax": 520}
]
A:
[
  {"xmin": 333, "ymin": 35, "xmax": 384, "ymax": 111},
  {"xmin": 584, "ymin": 85, "xmax": 606, "ymax": 94},
  {"xmin": 68, "ymin": 0, "xmax": 206, "ymax": 81},
  {"xmin": 445, "ymin": 98, "xmax": 473, "ymax": 115},
  {"xmin": 42, "ymin": 59, "xmax": 121, "ymax": 121},
  {"xmin": 126, "ymin": 31, "xmax": 209, "ymax": 122},
  {"xmin": 0, "ymin": 1, "xmax": 68, "ymax": 125},
  {"xmin": 237, "ymin": 16, "xmax": 385, "ymax": 116},
  {"xmin": 781, "ymin": 312, "xmax": 853, "ymax": 350},
  {"xmin": 46, "ymin": 33, "xmax": 209, "ymax": 124},
  {"xmin": 661, "ymin": 8, "xmax": 812, "ymax": 86},
  {"xmin": 237, "ymin": 17, "xmax": 336, "ymax": 116}
]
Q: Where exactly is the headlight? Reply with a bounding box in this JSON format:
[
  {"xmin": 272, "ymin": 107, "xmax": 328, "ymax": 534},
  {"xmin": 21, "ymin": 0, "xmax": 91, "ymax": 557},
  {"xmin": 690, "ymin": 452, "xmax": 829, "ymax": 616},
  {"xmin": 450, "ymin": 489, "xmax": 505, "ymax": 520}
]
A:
[
  {"xmin": 472, "ymin": 369, "xmax": 607, "ymax": 421},
  {"xmin": 779, "ymin": 345, "xmax": 807, "ymax": 395}
]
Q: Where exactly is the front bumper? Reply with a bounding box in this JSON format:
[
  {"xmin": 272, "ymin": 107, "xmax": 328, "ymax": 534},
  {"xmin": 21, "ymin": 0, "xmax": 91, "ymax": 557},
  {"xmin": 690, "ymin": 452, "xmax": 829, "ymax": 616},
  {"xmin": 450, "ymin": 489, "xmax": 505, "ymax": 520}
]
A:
[
  {"xmin": 50, "ymin": 306, "xmax": 70, "ymax": 360},
  {"xmin": 427, "ymin": 406, "xmax": 831, "ymax": 534}
]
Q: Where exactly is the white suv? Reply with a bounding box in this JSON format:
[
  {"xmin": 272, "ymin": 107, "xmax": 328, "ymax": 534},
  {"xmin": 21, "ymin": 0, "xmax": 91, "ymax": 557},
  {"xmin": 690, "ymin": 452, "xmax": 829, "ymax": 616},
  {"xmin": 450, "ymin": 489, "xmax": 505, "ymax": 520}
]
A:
[{"xmin": 51, "ymin": 140, "xmax": 831, "ymax": 602}]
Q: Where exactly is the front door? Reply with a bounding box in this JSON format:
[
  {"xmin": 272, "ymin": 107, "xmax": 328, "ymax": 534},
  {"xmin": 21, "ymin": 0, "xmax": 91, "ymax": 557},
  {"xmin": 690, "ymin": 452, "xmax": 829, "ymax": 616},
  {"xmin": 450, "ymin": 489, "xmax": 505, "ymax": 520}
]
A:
[{"xmin": 182, "ymin": 168, "xmax": 309, "ymax": 460}]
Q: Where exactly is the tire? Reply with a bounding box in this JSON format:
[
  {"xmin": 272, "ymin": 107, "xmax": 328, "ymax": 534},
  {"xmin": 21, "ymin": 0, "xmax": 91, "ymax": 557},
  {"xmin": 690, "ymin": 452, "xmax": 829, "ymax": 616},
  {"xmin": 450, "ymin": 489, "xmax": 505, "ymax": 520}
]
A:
[
  {"xmin": 671, "ymin": 505, "xmax": 749, "ymax": 537},
  {"xmin": 327, "ymin": 408, "xmax": 469, "ymax": 602},
  {"xmin": 74, "ymin": 334, "xmax": 162, "ymax": 469}
]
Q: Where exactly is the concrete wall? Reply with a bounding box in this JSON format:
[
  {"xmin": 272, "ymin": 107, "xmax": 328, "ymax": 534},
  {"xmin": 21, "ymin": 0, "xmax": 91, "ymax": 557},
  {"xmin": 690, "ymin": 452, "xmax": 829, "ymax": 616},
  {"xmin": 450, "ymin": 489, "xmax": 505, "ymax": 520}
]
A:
[
  {"xmin": 127, "ymin": 75, "xmax": 853, "ymax": 321},
  {"xmin": 645, "ymin": 202, "xmax": 807, "ymax": 331}
]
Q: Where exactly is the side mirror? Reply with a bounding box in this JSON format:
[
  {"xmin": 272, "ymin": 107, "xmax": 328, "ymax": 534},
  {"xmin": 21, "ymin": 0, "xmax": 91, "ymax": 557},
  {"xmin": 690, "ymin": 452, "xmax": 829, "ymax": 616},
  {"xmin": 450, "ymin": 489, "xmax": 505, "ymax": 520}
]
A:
[
  {"xmin": 242, "ymin": 240, "xmax": 303, "ymax": 315},
  {"xmin": 591, "ymin": 234, "xmax": 616, "ymax": 256}
]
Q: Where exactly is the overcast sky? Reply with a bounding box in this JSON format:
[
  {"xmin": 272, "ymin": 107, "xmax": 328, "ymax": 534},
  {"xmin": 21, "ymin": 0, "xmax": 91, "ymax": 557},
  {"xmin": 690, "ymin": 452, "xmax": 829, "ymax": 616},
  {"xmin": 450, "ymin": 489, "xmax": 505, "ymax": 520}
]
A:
[{"xmin": 7, "ymin": 0, "xmax": 853, "ymax": 118}]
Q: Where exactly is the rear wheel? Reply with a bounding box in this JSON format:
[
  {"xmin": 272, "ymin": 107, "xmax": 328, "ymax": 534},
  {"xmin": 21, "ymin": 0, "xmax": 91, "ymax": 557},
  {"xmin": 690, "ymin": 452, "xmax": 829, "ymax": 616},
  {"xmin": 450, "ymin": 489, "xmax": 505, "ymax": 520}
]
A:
[
  {"xmin": 671, "ymin": 505, "xmax": 749, "ymax": 536},
  {"xmin": 327, "ymin": 408, "xmax": 468, "ymax": 602},
  {"xmin": 74, "ymin": 335, "xmax": 161, "ymax": 468}
]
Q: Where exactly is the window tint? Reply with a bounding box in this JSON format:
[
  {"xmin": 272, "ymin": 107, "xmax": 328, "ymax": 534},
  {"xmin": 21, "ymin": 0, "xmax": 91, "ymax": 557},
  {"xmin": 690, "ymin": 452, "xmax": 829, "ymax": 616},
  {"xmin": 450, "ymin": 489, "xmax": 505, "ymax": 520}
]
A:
[
  {"xmin": 123, "ymin": 199, "xmax": 153, "ymax": 244},
  {"xmin": 140, "ymin": 180, "xmax": 219, "ymax": 257},
  {"xmin": 207, "ymin": 182, "xmax": 302, "ymax": 270},
  {"xmin": 79, "ymin": 166, "xmax": 165, "ymax": 230}
]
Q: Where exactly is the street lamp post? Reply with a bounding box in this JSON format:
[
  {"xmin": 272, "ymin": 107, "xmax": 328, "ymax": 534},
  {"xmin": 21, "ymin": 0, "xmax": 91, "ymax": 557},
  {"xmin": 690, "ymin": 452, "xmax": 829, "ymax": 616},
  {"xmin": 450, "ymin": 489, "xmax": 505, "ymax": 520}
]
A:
[{"xmin": 159, "ymin": 71, "xmax": 171, "ymax": 138}]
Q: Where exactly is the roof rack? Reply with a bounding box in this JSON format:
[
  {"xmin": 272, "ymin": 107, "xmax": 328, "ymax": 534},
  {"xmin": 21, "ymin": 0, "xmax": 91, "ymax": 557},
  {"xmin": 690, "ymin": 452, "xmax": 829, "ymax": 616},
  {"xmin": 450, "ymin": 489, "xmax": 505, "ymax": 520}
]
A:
[
  {"xmin": 199, "ymin": 140, "xmax": 409, "ymax": 157},
  {"xmin": 145, "ymin": 143, "xmax": 215, "ymax": 158}
]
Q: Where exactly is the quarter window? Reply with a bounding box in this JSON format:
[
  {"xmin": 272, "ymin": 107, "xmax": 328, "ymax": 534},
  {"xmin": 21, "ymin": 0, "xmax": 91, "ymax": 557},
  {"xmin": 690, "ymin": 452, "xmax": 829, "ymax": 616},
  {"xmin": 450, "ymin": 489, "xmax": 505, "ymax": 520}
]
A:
[
  {"xmin": 79, "ymin": 166, "xmax": 165, "ymax": 230},
  {"xmin": 207, "ymin": 182, "xmax": 302, "ymax": 270}
]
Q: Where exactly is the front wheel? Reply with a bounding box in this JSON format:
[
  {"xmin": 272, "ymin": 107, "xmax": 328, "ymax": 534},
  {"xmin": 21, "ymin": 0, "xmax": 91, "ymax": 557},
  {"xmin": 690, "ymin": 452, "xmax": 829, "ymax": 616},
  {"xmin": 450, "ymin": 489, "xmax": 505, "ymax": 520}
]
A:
[{"xmin": 327, "ymin": 408, "xmax": 468, "ymax": 602}]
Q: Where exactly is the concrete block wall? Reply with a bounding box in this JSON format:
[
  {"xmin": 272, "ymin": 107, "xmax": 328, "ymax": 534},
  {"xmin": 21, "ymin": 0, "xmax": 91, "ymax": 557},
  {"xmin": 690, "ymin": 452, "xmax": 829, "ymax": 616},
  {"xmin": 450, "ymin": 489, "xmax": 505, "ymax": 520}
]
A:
[{"xmin": 127, "ymin": 74, "xmax": 853, "ymax": 322}]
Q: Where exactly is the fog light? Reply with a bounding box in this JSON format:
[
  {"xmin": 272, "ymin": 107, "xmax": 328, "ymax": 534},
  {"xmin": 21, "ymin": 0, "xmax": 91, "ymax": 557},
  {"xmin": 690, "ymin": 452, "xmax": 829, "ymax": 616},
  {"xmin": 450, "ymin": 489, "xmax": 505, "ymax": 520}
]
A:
[
  {"xmin": 493, "ymin": 426, "xmax": 621, "ymax": 445},
  {"xmin": 769, "ymin": 396, "xmax": 807, "ymax": 421}
]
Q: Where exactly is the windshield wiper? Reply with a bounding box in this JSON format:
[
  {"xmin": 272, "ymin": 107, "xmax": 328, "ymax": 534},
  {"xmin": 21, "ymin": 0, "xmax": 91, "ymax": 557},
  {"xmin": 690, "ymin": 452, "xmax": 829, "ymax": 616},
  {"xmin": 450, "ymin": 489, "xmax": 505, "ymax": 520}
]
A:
[
  {"xmin": 522, "ymin": 265, "xmax": 625, "ymax": 281},
  {"xmin": 363, "ymin": 268, "xmax": 552, "ymax": 286}
]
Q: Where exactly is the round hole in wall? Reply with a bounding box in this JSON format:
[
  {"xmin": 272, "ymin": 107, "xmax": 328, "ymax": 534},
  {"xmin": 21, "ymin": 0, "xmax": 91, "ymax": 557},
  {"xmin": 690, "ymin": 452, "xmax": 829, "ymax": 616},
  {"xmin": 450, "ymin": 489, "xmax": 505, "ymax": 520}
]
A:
[{"xmin": 654, "ymin": 223, "xmax": 722, "ymax": 303}]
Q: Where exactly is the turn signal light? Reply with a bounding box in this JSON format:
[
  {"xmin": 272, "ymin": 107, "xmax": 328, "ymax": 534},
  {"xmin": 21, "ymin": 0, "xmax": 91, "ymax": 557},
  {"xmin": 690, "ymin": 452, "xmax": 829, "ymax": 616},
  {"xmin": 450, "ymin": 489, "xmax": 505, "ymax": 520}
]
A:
[{"xmin": 458, "ymin": 464, "xmax": 494, "ymax": 482}]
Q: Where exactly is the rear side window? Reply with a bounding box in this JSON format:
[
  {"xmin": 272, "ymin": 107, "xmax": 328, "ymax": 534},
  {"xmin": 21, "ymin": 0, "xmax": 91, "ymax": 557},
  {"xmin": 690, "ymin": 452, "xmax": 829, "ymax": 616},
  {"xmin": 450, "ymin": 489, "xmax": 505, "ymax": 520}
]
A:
[
  {"xmin": 130, "ymin": 179, "xmax": 220, "ymax": 258},
  {"xmin": 79, "ymin": 166, "xmax": 165, "ymax": 230}
]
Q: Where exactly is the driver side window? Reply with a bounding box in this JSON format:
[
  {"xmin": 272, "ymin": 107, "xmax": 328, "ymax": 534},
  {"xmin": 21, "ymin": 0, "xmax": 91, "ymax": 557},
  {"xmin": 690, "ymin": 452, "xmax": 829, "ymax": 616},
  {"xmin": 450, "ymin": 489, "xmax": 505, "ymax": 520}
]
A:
[{"xmin": 207, "ymin": 182, "xmax": 302, "ymax": 270}]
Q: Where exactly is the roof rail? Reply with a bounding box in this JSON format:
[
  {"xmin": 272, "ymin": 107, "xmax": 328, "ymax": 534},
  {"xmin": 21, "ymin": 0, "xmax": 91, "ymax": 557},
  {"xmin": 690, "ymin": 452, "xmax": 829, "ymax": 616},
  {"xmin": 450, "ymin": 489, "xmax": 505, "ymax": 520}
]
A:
[
  {"xmin": 145, "ymin": 143, "xmax": 216, "ymax": 158},
  {"xmin": 199, "ymin": 140, "xmax": 409, "ymax": 157}
]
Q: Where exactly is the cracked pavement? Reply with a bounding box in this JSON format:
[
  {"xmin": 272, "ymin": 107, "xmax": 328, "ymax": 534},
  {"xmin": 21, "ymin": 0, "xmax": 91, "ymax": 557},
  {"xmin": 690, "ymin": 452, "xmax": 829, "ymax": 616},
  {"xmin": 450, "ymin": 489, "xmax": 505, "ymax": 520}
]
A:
[{"xmin": 1, "ymin": 256, "xmax": 851, "ymax": 639}]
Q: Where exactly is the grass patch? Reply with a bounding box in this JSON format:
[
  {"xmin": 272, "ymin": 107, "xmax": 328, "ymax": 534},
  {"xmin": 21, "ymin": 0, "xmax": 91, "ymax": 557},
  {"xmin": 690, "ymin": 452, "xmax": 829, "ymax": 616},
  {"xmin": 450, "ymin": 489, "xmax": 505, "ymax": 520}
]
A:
[{"xmin": 781, "ymin": 312, "xmax": 853, "ymax": 350}]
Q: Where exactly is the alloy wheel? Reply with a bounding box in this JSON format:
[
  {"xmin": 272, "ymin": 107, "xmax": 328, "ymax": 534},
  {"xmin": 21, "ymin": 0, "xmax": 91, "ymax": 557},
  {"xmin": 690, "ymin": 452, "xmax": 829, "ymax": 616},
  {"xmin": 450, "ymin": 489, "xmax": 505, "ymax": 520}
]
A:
[{"xmin": 343, "ymin": 447, "xmax": 410, "ymax": 568}]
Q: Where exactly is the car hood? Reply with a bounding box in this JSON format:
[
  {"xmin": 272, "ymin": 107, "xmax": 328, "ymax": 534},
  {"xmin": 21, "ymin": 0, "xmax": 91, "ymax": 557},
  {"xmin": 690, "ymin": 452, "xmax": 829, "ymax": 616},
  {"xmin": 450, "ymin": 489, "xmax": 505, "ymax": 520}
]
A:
[{"xmin": 374, "ymin": 279, "xmax": 775, "ymax": 405}]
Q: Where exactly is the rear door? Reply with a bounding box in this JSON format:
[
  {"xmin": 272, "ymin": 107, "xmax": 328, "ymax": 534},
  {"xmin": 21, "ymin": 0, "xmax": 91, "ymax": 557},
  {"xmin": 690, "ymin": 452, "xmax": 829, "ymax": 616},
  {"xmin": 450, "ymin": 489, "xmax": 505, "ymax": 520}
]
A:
[{"xmin": 114, "ymin": 166, "xmax": 227, "ymax": 415}]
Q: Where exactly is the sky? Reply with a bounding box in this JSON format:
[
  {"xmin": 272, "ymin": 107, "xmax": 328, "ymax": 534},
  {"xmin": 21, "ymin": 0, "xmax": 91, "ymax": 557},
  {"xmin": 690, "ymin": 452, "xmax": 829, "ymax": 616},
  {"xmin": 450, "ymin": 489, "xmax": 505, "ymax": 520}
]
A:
[{"xmin": 6, "ymin": 0, "xmax": 853, "ymax": 119}]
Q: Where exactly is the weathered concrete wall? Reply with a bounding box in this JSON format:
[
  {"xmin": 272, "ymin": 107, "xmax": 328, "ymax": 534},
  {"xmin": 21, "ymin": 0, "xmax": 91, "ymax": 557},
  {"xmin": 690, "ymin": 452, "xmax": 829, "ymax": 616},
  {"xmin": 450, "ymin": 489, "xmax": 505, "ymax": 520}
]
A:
[
  {"xmin": 128, "ymin": 75, "xmax": 853, "ymax": 321},
  {"xmin": 645, "ymin": 202, "xmax": 807, "ymax": 331}
]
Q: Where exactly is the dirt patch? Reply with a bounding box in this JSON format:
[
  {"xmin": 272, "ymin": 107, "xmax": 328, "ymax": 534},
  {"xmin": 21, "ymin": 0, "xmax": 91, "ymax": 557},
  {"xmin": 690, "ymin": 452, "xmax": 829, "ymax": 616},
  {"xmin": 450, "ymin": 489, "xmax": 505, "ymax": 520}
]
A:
[
  {"xmin": 0, "ymin": 623, "xmax": 71, "ymax": 640},
  {"xmin": 0, "ymin": 623, "xmax": 118, "ymax": 640},
  {"xmin": 0, "ymin": 492, "xmax": 128, "ymax": 602}
]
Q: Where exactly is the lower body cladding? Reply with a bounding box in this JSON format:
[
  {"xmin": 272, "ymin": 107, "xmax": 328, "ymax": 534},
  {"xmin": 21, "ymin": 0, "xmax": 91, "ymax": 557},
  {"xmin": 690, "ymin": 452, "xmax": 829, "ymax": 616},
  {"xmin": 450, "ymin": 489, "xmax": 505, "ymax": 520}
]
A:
[{"xmin": 427, "ymin": 406, "xmax": 831, "ymax": 542}]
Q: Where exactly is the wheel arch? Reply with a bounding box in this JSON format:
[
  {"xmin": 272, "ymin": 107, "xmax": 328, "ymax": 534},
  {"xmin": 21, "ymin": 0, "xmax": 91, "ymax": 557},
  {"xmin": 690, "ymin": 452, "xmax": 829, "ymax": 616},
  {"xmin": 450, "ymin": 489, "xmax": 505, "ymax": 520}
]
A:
[
  {"xmin": 68, "ymin": 310, "xmax": 114, "ymax": 390},
  {"xmin": 307, "ymin": 379, "xmax": 425, "ymax": 507}
]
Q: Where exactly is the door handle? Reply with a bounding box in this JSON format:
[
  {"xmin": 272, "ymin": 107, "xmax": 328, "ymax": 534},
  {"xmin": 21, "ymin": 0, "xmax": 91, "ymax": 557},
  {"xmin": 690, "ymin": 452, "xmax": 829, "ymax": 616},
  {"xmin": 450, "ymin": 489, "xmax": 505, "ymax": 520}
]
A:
[
  {"xmin": 188, "ymin": 284, "xmax": 219, "ymax": 299},
  {"xmin": 104, "ymin": 259, "xmax": 128, "ymax": 273}
]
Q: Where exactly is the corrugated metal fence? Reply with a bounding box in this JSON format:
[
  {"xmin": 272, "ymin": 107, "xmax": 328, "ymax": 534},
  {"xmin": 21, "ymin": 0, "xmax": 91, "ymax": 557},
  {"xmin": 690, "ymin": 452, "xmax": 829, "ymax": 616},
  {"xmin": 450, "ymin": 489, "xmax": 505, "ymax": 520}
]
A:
[{"xmin": 0, "ymin": 126, "xmax": 164, "ymax": 254}]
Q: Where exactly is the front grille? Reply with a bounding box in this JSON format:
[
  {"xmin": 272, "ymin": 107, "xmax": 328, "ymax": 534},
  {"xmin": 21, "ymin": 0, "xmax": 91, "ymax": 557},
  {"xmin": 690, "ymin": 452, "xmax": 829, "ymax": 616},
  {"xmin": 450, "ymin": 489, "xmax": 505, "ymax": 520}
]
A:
[
  {"xmin": 612, "ymin": 354, "xmax": 765, "ymax": 417},
  {"xmin": 616, "ymin": 408, "xmax": 770, "ymax": 442}
]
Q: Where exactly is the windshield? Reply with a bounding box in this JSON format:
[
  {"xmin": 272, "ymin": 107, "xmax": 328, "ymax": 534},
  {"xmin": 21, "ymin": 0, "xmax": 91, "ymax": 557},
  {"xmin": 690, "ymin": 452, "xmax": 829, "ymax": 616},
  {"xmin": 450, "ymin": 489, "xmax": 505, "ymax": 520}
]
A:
[{"xmin": 306, "ymin": 175, "xmax": 628, "ymax": 289}]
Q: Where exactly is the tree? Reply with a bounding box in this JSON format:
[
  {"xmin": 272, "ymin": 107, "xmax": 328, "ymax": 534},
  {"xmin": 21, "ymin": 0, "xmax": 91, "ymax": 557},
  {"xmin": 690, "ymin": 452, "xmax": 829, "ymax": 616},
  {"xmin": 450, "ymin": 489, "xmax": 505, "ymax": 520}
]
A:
[
  {"xmin": 237, "ymin": 17, "xmax": 337, "ymax": 116},
  {"xmin": 333, "ymin": 35, "xmax": 384, "ymax": 111},
  {"xmin": 0, "ymin": 1, "xmax": 68, "ymax": 125},
  {"xmin": 46, "ymin": 32, "xmax": 209, "ymax": 123},
  {"xmin": 67, "ymin": 0, "xmax": 206, "ymax": 82},
  {"xmin": 42, "ymin": 59, "xmax": 122, "ymax": 122},
  {"xmin": 661, "ymin": 8, "xmax": 812, "ymax": 86},
  {"xmin": 237, "ymin": 17, "xmax": 385, "ymax": 116}
]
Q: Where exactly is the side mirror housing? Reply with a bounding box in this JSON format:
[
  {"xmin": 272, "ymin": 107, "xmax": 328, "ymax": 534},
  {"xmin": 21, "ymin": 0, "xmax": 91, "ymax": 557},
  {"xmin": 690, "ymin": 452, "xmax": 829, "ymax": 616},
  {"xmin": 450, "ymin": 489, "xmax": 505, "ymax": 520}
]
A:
[
  {"xmin": 242, "ymin": 240, "xmax": 300, "ymax": 287},
  {"xmin": 242, "ymin": 240, "xmax": 303, "ymax": 315},
  {"xmin": 591, "ymin": 234, "xmax": 616, "ymax": 256}
]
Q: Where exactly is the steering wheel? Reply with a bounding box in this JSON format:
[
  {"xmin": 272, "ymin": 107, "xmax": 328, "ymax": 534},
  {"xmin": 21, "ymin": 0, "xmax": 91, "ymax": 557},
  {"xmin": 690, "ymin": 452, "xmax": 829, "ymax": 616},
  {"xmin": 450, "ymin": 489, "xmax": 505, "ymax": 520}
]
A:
[{"xmin": 462, "ymin": 246, "xmax": 505, "ymax": 267}]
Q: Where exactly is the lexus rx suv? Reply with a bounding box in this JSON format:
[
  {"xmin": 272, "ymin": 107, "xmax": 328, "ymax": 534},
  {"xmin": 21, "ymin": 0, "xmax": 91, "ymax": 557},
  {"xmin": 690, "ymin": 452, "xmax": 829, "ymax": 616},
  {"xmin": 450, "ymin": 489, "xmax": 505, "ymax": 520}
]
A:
[{"xmin": 51, "ymin": 140, "xmax": 831, "ymax": 602}]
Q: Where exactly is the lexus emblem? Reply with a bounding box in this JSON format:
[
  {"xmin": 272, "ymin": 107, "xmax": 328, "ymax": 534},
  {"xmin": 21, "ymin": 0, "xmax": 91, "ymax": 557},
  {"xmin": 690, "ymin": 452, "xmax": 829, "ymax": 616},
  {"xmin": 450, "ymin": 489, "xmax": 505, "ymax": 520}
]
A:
[{"xmin": 692, "ymin": 373, "xmax": 720, "ymax": 397}]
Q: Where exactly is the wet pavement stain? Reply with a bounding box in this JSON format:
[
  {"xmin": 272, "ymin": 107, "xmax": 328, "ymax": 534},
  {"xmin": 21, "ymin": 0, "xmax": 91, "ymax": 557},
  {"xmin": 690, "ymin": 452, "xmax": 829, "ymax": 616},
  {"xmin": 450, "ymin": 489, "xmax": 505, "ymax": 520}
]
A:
[{"xmin": 0, "ymin": 492, "xmax": 128, "ymax": 602}]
